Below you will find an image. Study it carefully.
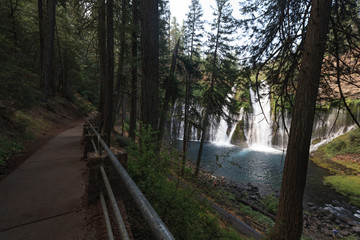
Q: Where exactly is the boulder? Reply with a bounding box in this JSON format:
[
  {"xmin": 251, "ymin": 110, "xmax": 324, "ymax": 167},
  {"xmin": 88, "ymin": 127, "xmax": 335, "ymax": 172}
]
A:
[
  {"xmin": 346, "ymin": 219, "xmax": 356, "ymax": 226},
  {"xmin": 352, "ymin": 226, "xmax": 360, "ymax": 234},
  {"xmin": 327, "ymin": 213, "xmax": 336, "ymax": 221},
  {"xmin": 320, "ymin": 209, "xmax": 331, "ymax": 216},
  {"xmin": 340, "ymin": 230, "xmax": 350, "ymax": 236}
]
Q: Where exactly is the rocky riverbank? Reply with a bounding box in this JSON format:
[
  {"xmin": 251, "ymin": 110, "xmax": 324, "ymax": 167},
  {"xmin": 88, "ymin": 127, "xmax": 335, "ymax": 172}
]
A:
[{"xmin": 194, "ymin": 171, "xmax": 360, "ymax": 239}]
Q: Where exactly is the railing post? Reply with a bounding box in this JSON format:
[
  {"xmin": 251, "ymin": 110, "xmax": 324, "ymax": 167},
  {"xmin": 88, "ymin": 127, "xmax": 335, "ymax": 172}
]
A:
[{"xmin": 98, "ymin": 137, "xmax": 102, "ymax": 156}]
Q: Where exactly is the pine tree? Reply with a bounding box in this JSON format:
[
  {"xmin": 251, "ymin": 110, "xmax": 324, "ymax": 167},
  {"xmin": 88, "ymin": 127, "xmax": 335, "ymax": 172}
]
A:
[
  {"xmin": 238, "ymin": 0, "xmax": 359, "ymax": 238},
  {"xmin": 195, "ymin": 0, "xmax": 238, "ymax": 176},
  {"xmin": 181, "ymin": 0, "xmax": 204, "ymax": 176},
  {"xmin": 140, "ymin": 0, "xmax": 160, "ymax": 131}
]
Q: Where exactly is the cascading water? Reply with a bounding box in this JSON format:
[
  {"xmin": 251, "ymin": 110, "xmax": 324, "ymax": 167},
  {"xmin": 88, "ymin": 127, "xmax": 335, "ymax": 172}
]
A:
[
  {"xmin": 170, "ymin": 82, "xmax": 358, "ymax": 150},
  {"xmin": 212, "ymin": 90, "xmax": 239, "ymax": 146},
  {"xmin": 245, "ymin": 82, "xmax": 274, "ymax": 150}
]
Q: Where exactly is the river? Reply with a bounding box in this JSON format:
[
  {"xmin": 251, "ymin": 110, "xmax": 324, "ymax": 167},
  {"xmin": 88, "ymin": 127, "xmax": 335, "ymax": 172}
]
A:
[{"xmin": 172, "ymin": 140, "xmax": 360, "ymax": 223}]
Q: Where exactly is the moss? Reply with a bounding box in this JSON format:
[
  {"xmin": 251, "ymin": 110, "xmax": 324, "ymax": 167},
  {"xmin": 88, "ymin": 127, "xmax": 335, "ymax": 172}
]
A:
[
  {"xmin": 324, "ymin": 128, "xmax": 360, "ymax": 157},
  {"xmin": 324, "ymin": 175, "xmax": 360, "ymax": 207},
  {"xmin": 231, "ymin": 120, "xmax": 246, "ymax": 144},
  {"xmin": 311, "ymin": 138, "xmax": 321, "ymax": 145}
]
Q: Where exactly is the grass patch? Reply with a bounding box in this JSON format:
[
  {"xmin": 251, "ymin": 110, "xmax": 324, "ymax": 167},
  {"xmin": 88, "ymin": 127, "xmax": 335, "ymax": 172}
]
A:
[
  {"xmin": 15, "ymin": 110, "xmax": 51, "ymax": 135},
  {"xmin": 72, "ymin": 93, "xmax": 96, "ymax": 114},
  {"xmin": 311, "ymin": 128, "xmax": 360, "ymax": 175},
  {"xmin": 324, "ymin": 175, "xmax": 360, "ymax": 207},
  {"xmin": 237, "ymin": 203, "xmax": 274, "ymax": 227},
  {"xmin": 0, "ymin": 134, "xmax": 23, "ymax": 165},
  {"xmin": 324, "ymin": 128, "xmax": 360, "ymax": 158}
]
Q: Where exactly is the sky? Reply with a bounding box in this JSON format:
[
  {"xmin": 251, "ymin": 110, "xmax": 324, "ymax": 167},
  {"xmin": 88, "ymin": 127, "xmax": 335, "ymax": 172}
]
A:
[
  {"xmin": 169, "ymin": 0, "xmax": 246, "ymax": 52},
  {"xmin": 169, "ymin": 0, "xmax": 242, "ymax": 26}
]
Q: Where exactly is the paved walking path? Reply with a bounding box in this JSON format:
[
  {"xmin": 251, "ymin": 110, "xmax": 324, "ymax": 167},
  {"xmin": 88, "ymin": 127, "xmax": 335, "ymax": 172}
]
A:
[{"xmin": 0, "ymin": 124, "xmax": 97, "ymax": 240}]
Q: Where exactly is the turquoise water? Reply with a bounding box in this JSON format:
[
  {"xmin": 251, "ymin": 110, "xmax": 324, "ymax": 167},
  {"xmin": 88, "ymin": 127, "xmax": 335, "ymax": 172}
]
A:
[{"xmin": 173, "ymin": 140, "xmax": 360, "ymax": 222}]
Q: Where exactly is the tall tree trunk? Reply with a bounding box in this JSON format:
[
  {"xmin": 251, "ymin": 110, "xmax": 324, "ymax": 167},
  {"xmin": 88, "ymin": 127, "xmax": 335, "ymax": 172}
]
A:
[
  {"xmin": 270, "ymin": 0, "xmax": 332, "ymax": 239},
  {"xmin": 181, "ymin": 72, "xmax": 190, "ymax": 176},
  {"xmin": 140, "ymin": 0, "xmax": 160, "ymax": 132},
  {"xmin": 98, "ymin": 0, "xmax": 106, "ymax": 130},
  {"xmin": 194, "ymin": 77, "xmax": 214, "ymax": 176},
  {"xmin": 195, "ymin": 11, "xmax": 221, "ymax": 177},
  {"xmin": 55, "ymin": 22, "xmax": 64, "ymax": 96},
  {"xmin": 129, "ymin": 0, "xmax": 139, "ymax": 141},
  {"xmin": 41, "ymin": 0, "xmax": 57, "ymax": 102},
  {"xmin": 182, "ymin": 19, "xmax": 197, "ymax": 176},
  {"xmin": 102, "ymin": 0, "xmax": 114, "ymax": 146},
  {"xmin": 38, "ymin": 0, "xmax": 44, "ymax": 87},
  {"xmin": 115, "ymin": 0, "xmax": 128, "ymax": 134},
  {"xmin": 158, "ymin": 37, "xmax": 180, "ymax": 142}
]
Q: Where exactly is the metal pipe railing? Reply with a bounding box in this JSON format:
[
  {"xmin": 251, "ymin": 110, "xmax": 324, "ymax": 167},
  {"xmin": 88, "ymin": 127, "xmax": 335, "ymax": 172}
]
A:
[
  {"xmin": 100, "ymin": 191, "xmax": 115, "ymax": 240},
  {"xmin": 100, "ymin": 165, "xmax": 130, "ymax": 240},
  {"xmin": 86, "ymin": 120, "xmax": 175, "ymax": 240}
]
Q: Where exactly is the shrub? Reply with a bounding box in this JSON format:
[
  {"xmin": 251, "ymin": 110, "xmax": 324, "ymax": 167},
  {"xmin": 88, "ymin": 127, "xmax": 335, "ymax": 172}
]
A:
[
  {"xmin": 0, "ymin": 134, "xmax": 23, "ymax": 165},
  {"xmin": 126, "ymin": 125, "xmax": 246, "ymax": 239},
  {"xmin": 259, "ymin": 194, "xmax": 278, "ymax": 215}
]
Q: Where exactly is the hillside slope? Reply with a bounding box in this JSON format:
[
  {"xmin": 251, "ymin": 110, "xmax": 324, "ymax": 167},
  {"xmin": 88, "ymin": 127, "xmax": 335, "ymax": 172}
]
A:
[{"xmin": 0, "ymin": 96, "xmax": 87, "ymax": 178}]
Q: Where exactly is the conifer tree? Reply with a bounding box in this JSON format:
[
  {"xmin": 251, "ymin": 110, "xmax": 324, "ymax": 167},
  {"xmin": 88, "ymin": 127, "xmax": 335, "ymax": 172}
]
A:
[
  {"xmin": 140, "ymin": 0, "xmax": 160, "ymax": 131},
  {"xmin": 181, "ymin": 0, "xmax": 204, "ymax": 176},
  {"xmin": 195, "ymin": 0, "xmax": 238, "ymax": 176},
  {"xmin": 238, "ymin": 0, "xmax": 360, "ymax": 238}
]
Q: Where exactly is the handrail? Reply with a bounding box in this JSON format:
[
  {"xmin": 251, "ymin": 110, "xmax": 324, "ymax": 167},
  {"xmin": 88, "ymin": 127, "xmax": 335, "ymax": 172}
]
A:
[
  {"xmin": 86, "ymin": 120, "xmax": 175, "ymax": 240},
  {"xmin": 100, "ymin": 165, "xmax": 130, "ymax": 240},
  {"xmin": 100, "ymin": 191, "xmax": 115, "ymax": 240}
]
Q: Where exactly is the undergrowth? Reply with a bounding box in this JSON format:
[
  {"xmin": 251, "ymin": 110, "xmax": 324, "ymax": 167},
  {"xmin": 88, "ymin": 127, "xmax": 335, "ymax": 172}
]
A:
[
  {"xmin": 0, "ymin": 134, "xmax": 23, "ymax": 167},
  {"xmin": 125, "ymin": 125, "xmax": 249, "ymax": 240},
  {"xmin": 324, "ymin": 128, "xmax": 360, "ymax": 159}
]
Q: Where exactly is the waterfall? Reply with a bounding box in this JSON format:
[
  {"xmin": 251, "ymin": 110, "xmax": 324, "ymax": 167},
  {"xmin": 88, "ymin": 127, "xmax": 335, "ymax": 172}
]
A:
[
  {"xmin": 170, "ymin": 82, "xmax": 358, "ymax": 151},
  {"xmin": 212, "ymin": 113, "xmax": 235, "ymax": 146},
  {"xmin": 310, "ymin": 109, "xmax": 357, "ymax": 152},
  {"xmin": 245, "ymin": 82, "xmax": 274, "ymax": 150},
  {"xmin": 212, "ymin": 88, "xmax": 239, "ymax": 146}
]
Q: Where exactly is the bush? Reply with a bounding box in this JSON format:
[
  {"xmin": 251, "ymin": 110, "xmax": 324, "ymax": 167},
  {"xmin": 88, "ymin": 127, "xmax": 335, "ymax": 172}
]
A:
[
  {"xmin": 259, "ymin": 194, "xmax": 278, "ymax": 215},
  {"xmin": 0, "ymin": 134, "xmax": 23, "ymax": 165},
  {"xmin": 126, "ymin": 125, "xmax": 246, "ymax": 239}
]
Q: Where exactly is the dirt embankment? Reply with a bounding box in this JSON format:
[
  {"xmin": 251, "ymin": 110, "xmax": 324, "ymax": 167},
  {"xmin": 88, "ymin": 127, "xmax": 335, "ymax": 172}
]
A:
[{"xmin": 0, "ymin": 96, "xmax": 86, "ymax": 181}]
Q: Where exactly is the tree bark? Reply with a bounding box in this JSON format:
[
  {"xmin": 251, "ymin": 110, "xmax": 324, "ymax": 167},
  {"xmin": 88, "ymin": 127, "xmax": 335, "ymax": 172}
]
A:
[
  {"xmin": 41, "ymin": 0, "xmax": 57, "ymax": 102},
  {"xmin": 102, "ymin": 0, "xmax": 115, "ymax": 146},
  {"xmin": 38, "ymin": 0, "xmax": 44, "ymax": 88},
  {"xmin": 115, "ymin": 0, "xmax": 128, "ymax": 135},
  {"xmin": 140, "ymin": 0, "xmax": 160, "ymax": 131},
  {"xmin": 158, "ymin": 37, "xmax": 180, "ymax": 142},
  {"xmin": 195, "ymin": 7, "xmax": 221, "ymax": 176},
  {"xmin": 129, "ymin": 0, "xmax": 139, "ymax": 141},
  {"xmin": 270, "ymin": 0, "xmax": 332, "ymax": 239},
  {"xmin": 98, "ymin": 0, "xmax": 106, "ymax": 131}
]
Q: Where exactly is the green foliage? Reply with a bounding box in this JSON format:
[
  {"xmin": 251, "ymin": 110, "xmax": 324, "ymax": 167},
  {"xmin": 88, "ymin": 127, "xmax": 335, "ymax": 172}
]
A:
[
  {"xmin": 72, "ymin": 93, "xmax": 96, "ymax": 114},
  {"xmin": 324, "ymin": 128, "xmax": 360, "ymax": 158},
  {"xmin": 324, "ymin": 175, "xmax": 360, "ymax": 207},
  {"xmin": 342, "ymin": 234, "xmax": 360, "ymax": 240},
  {"xmin": 259, "ymin": 194, "xmax": 278, "ymax": 215},
  {"xmin": 15, "ymin": 110, "xmax": 51, "ymax": 136},
  {"xmin": 126, "ymin": 125, "xmax": 246, "ymax": 239},
  {"xmin": 0, "ymin": 134, "xmax": 23, "ymax": 165},
  {"xmin": 237, "ymin": 203, "xmax": 274, "ymax": 227}
]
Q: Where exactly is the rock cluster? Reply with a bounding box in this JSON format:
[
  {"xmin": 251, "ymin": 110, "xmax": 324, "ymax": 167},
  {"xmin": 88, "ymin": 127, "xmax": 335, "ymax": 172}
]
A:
[
  {"xmin": 303, "ymin": 203, "xmax": 360, "ymax": 239},
  {"xmin": 200, "ymin": 172, "xmax": 360, "ymax": 239}
]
